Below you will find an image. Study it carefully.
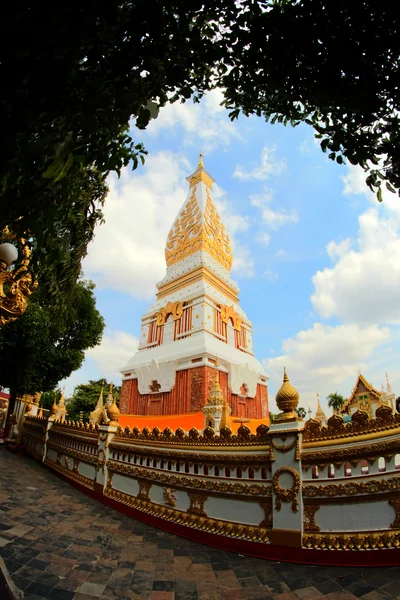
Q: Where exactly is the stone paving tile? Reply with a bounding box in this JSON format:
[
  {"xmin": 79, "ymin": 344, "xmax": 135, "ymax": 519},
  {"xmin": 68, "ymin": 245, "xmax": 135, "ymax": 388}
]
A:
[{"xmin": 1, "ymin": 450, "xmax": 400, "ymax": 600}]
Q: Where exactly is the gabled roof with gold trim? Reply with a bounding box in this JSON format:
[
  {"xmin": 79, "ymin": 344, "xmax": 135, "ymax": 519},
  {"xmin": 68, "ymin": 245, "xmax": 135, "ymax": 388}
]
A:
[
  {"xmin": 341, "ymin": 373, "xmax": 381, "ymax": 413},
  {"xmin": 165, "ymin": 154, "xmax": 232, "ymax": 271}
]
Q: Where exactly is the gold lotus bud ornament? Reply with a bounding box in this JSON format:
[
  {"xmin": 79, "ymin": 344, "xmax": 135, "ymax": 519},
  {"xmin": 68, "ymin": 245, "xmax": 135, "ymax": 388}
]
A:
[
  {"xmin": 107, "ymin": 395, "xmax": 120, "ymax": 426},
  {"xmin": 274, "ymin": 368, "xmax": 299, "ymax": 422}
]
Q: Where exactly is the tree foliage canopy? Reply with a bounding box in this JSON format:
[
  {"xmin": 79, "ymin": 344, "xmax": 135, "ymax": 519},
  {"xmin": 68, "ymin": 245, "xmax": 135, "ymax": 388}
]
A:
[
  {"xmin": 0, "ymin": 280, "xmax": 104, "ymax": 396},
  {"xmin": 1, "ymin": 1, "xmax": 399, "ymax": 299},
  {"xmin": 66, "ymin": 379, "xmax": 121, "ymax": 422},
  {"xmin": 327, "ymin": 392, "xmax": 346, "ymax": 414}
]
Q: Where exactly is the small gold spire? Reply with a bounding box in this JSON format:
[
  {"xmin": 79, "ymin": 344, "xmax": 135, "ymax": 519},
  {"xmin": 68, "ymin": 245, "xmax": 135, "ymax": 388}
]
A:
[
  {"xmin": 50, "ymin": 398, "xmax": 57, "ymax": 416},
  {"xmin": 386, "ymin": 371, "xmax": 392, "ymax": 393},
  {"xmin": 274, "ymin": 367, "xmax": 299, "ymax": 421},
  {"xmin": 107, "ymin": 394, "xmax": 120, "ymax": 425},
  {"xmin": 197, "ymin": 152, "xmax": 204, "ymax": 169},
  {"xmin": 220, "ymin": 401, "xmax": 231, "ymax": 430}
]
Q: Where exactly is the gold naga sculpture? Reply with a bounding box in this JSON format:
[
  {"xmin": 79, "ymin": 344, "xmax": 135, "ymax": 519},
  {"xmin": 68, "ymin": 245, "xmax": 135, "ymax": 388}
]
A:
[{"xmin": 0, "ymin": 231, "xmax": 37, "ymax": 326}]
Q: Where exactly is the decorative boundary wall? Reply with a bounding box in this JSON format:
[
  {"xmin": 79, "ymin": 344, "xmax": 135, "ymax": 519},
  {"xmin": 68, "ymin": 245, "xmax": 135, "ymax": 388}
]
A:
[{"xmin": 20, "ymin": 410, "xmax": 400, "ymax": 566}]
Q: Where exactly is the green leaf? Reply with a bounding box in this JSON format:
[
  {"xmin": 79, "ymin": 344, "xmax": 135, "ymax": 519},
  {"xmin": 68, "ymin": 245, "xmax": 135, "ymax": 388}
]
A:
[
  {"xmin": 377, "ymin": 187, "xmax": 383, "ymax": 202},
  {"xmin": 54, "ymin": 153, "xmax": 74, "ymax": 182},
  {"xmin": 386, "ymin": 182, "xmax": 396, "ymax": 193}
]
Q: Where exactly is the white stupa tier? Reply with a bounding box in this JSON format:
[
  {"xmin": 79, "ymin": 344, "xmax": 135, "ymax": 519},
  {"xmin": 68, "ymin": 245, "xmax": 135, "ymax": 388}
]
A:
[{"xmin": 120, "ymin": 155, "xmax": 269, "ymax": 417}]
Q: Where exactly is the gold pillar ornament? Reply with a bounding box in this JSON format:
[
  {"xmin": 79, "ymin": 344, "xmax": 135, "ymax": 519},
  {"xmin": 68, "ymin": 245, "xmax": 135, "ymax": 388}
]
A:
[
  {"xmin": 0, "ymin": 235, "xmax": 37, "ymax": 326},
  {"xmin": 274, "ymin": 368, "xmax": 299, "ymax": 422}
]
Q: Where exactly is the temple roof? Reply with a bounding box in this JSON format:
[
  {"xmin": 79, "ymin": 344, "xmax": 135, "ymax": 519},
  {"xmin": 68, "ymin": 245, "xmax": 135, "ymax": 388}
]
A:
[
  {"xmin": 165, "ymin": 154, "xmax": 233, "ymax": 272},
  {"xmin": 341, "ymin": 372, "xmax": 381, "ymax": 413}
]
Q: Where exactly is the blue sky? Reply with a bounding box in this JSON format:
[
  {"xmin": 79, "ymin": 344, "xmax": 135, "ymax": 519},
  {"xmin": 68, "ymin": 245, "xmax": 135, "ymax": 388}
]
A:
[{"xmin": 63, "ymin": 90, "xmax": 400, "ymax": 415}]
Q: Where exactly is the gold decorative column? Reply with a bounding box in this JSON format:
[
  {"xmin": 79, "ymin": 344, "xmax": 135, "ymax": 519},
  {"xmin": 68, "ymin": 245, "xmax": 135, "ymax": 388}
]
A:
[{"xmin": 269, "ymin": 369, "xmax": 304, "ymax": 548}]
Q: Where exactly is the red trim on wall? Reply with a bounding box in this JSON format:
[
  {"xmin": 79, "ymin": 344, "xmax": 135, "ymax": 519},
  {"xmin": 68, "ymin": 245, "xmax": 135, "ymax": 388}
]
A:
[{"xmin": 43, "ymin": 460, "xmax": 400, "ymax": 568}]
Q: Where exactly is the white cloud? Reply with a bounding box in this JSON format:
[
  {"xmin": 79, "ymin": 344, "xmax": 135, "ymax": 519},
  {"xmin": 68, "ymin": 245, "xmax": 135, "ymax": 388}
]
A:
[
  {"xmin": 326, "ymin": 238, "xmax": 353, "ymax": 260},
  {"xmin": 232, "ymin": 244, "xmax": 255, "ymax": 278},
  {"xmin": 234, "ymin": 146, "xmax": 287, "ymax": 181},
  {"xmin": 264, "ymin": 323, "xmax": 390, "ymax": 414},
  {"xmin": 274, "ymin": 249, "xmax": 287, "ymax": 257},
  {"xmin": 145, "ymin": 89, "xmax": 241, "ymax": 152},
  {"xmin": 263, "ymin": 269, "xmax": 278, "ymax": 282},
  {"xmin": 255, "ymin": 232, "xmax": 271, "ymax": 247},
  {"xmin": 312, "ymin": 166, "xmax": 400, "ymax": 325},
  {"xmin": 86, "ymin": 330, "xmax": 139, "ymax": 378},
  {"xmin": 250, "ymin": 193, "xmax": 299, "ymax": 230},
  {"xmin": 62, "ymin": 330, "xmax": 139, "ymax": 396},
  {"xmin": 83, "ymin": 151, "xmax": 187, "ymax": 298}
]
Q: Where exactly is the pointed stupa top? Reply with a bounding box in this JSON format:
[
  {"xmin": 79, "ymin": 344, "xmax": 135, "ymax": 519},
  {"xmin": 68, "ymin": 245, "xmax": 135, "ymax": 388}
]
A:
[
  {"xmin": 207, "ymin": 362, "xmax": 225, "ymax": 406},
  {"xmin": 315, "ymin": 392, "xmax": 326, "ymax": 421},
  {"xmin": 165, "ymin": 153, "xmax": 232, "ymax": 272},
  {"xmin": 95, "ymin": 381, "xmax": 104, "ymax": 411},
  {"xmin": 59, "ymin": 387, "xmax": 65, "ymax": 408},
  {"xmin": 386, "ymin": 372, "xmax": 393, "ymax": 394}
]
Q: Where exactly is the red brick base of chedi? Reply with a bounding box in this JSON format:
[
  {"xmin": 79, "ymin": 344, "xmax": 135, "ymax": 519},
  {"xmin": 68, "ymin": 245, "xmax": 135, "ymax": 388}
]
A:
[{"xmin": 119, "ymin": 366, "xmax": 268, "ymax": 419}]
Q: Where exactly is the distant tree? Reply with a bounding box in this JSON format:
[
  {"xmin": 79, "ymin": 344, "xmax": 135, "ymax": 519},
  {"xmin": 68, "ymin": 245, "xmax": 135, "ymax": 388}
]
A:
[
  {"xmin": 327, "ymin": 393, "xmax": 346, "ymax": 415},
  {"xmin": 0, "ymin": 279, "xmax": 104, "ymax": 431},
  {"xmin": 295, "ymin": 407, "xmax": 307, "ymax": 419},
  {"xmin": 67, "ymin": 379, "xmax": 121, "ymax": 422}
]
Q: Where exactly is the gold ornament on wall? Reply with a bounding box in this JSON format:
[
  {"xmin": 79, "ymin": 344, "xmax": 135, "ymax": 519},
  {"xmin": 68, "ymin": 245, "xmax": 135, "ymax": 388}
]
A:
[
  {"xmin": 303, "ymin": 505, "xmax": 321, "ymax": 532},
  {"xmin": 188, "ymin": 492, "xmax": 208, "ymax": 516},
  {"xmin": 156, "ymin": 301, "xmax": 183, "ymax": 326},
  {"xmin": 220, "ymin": 304, "xmax": 243, "ymax": 331},
  {"xmin": 0, "ymin": 236, "xmax": 38, "ymax": 326},
  {"xmin": 137, "ymin": 480, "xmax": 152, "ymax": 501},
  {"xmin": 163, "ymin": 487, "xmax": 177, "ymax": 507},
  {"xmin": 272, "ymin": 466, "xmax": 300, "ymax": 512},
  {"xmin": 389, "ymin": 499, "xmax": 400, "ymax": 529}
]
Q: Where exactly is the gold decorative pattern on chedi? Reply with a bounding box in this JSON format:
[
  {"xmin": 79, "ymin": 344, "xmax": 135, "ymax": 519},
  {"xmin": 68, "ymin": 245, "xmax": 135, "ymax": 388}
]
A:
[
  {"xmin": 165, "ymin": 187, "xmax": 232, "ymax": 271},
  {"xmin": 155, "ymin": 301, "xmax": 183, "ymax": 326}
]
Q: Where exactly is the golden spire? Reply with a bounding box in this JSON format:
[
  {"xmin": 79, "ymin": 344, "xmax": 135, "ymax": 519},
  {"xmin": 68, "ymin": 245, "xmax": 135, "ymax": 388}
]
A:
[
  {"xmin": 315, "ymin": 392, "xmax": 326, "ymax": 421},
  {"xmin": 197, "ymin": 152, "xmax": 204, "ymax": 169},
  {"xmin": 220, "ymin": 401, "xmax": 231, "ymax": 430},
  {"xmin": 386, "ymin": 372, "xmax": 392, "ymax": 393},
  {"xmin": 275, "ymin": 367, "xmax": 299, "ymax": 421},
  {"xmin": 58, "ymin": 387, "xmax": 66, "ymax": 408},
  {"xmin": 95, "ymin": 382, "xmax": 104, "ymax": 410}
]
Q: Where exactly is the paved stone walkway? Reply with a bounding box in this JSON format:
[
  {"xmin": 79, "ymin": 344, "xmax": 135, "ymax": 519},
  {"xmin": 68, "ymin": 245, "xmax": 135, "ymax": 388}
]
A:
[{"xmin": 0, "ymin": 450, "xmax": 400, "ymax": 600}]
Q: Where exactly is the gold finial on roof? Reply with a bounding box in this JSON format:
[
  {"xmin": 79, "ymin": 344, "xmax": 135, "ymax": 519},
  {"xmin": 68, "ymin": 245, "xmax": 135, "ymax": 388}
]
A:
[{"xmin": 198, "ymin": 152, "xmax": 204, "ymax": 169}]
